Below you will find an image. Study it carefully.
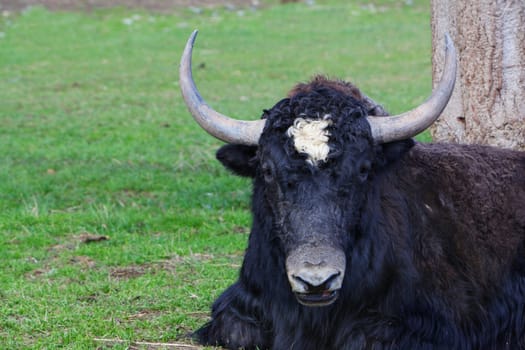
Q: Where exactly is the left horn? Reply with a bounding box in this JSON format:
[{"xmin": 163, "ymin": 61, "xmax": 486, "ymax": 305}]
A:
[
  {"xmin": 366, "ymin": 33, "xmax": 457, "ymax": 143},
  {"xmin": 179, "ymin": 30, "xmax": 265, "ymax": 145}
]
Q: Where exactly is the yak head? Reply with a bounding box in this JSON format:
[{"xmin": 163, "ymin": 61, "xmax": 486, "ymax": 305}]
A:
[
  {"xmin": 215, "ymin": 77, "xmax": 390, "ymax": 306},
  {"xmin": 179, "ymin": 31, "xmax": 457, "ymax": 307}
]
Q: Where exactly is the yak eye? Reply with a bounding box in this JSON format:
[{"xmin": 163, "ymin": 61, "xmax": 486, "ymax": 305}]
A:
[
  {"xmin": 358, "ymin": 160, "xmax": 371, "ymax": 181},
  {"xmin": 261, "ymin": 163, "xmax": 275, "ymax": 183},
  {"xmin": 359, "ymin": 162, "xmax": 370, "ymax": 174},
  {"xmin": 285, "ymin": 179, "xmax": 296, "ymax": 189}
]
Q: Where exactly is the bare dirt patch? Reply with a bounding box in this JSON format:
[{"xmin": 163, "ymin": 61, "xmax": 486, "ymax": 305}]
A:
[
  {"xmin": 0, "ymin": 0, "xmax": 262, "ymax": 13},
  {"xmin": 108, "ymin": 253, "xmax": 242, "ymax": 280}
]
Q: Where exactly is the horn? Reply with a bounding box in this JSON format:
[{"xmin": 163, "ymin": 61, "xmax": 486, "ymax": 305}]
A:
[
  {"xmin": 179, "ymin": 30, "xmax": 265, "ymax": 145},
  {"xmin": 366, "ymin": 33, "xmax": 457, "ymax": 143}
]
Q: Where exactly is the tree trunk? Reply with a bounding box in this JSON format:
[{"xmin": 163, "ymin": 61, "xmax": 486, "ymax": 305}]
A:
[{"xmin": 430, "ymin": 0, "xmax": 525, "ymax": 150}]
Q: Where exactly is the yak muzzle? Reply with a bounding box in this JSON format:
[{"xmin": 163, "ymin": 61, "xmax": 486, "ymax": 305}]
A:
[{"xmin": 285, "ymin": 244, "xmax": 346, "ymax": 307}]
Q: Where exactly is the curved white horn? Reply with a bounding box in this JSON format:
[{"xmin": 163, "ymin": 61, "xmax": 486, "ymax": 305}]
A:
[
  {"xmin": 367, "ymin": 33, "xmax": 457, "ymax": 143},
  {"xmin": 179, "ymin": 30, "xmax": 265, "ymax": 145}
]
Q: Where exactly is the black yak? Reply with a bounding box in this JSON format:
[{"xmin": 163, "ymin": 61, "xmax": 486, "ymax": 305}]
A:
[{"xmin": 179, "ymin": 30, "xmax": 525, "ymax": 349}]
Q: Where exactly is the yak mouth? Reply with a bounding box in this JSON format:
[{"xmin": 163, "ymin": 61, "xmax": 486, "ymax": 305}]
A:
[{"xmin": 295, "ymin": 290, "xmax": 339, "ymax": 307}]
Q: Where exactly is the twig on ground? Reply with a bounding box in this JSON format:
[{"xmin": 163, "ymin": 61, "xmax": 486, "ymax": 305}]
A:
[{"xmin": 93, "ymin": 338, "xmax": 203, "ymax": 349}]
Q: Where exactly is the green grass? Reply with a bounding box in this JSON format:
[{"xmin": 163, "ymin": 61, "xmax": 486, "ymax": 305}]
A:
[{"xmin": 0, "ymin": 0, "xmax": 432, "ymax": 347}]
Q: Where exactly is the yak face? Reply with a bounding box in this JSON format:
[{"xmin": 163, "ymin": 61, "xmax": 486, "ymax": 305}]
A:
[{"xmin": 217, "ymin": 77, "xmax": 409, "ymax": 307}]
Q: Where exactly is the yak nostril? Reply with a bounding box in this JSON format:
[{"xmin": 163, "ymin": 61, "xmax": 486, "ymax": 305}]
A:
[{"xmin": 292, "ymin": 271, "xmax": 341, "ymax": 293}]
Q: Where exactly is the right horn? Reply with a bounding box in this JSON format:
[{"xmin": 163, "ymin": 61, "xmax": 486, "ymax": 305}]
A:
[
  {"xmin": 179, "ymin": 30, "xmax": 266, "ymax": 145},
  {"xmin": 367, "ymin": 33, "xmax": 457, "ymax": 144}
]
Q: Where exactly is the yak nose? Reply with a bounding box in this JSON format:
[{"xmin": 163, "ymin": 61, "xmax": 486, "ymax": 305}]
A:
[
  {"xmin": 290, "ymin": 266, "xmax": 342, "ymax": 293},
  {"xmin": 290, "ymin": 266, "xmax": 341, "ymax": 293},
  {"xmin": 285, "ymin": 244, "xmax": 346, "ymax": 301}
]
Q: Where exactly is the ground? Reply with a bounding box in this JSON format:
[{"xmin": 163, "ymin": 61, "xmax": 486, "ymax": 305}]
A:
[{"xmin": 0, "ymin": 0, "xmax": 263, "ymax": 12}]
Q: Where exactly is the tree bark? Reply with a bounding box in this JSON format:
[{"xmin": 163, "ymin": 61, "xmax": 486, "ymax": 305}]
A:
[{"xmin": 430, "ymin": 0, "xmax": 525, "ymax": 150}]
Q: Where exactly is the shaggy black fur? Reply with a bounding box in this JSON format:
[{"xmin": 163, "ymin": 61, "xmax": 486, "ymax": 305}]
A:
[{"xmin": 194, "ymin": 76, "xmax": 525, "ymax": 349}]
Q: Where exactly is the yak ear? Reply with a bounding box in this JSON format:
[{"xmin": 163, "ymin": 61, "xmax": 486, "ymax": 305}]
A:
[
  {"xmin": 381, "ymin": 139, "xmax": 415, "ymax": 164},
  {"xmin": 216, "ymin": 144, "xmax": 258, "ymax": 178}
]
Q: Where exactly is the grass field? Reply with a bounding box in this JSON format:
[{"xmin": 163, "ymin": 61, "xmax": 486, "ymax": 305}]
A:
[{"xmin": 0, "ymin": 1, "xmax": 432, "ymax": 348}]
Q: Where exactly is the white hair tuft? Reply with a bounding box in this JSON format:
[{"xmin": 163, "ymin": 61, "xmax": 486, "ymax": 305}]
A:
[{"xmin": 286, "ymin": 115, "xmax": 332, "ymax": 166}]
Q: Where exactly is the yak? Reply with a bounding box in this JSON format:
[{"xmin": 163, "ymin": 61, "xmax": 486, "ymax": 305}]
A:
[{"xmin": 179, "ymin": 30, "xmax": 525, "ymax": 349}]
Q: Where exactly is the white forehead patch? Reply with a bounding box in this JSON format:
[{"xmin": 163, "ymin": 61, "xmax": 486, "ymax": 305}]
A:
[{"xmin": 286, "ymin": 115, "xmax": 333, "ymax": 166}]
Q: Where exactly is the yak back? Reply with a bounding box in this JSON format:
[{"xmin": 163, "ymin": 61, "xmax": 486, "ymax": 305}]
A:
[{"xmin": 381, "ymin": 141, "xmax": 525, "ymax": 320}]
